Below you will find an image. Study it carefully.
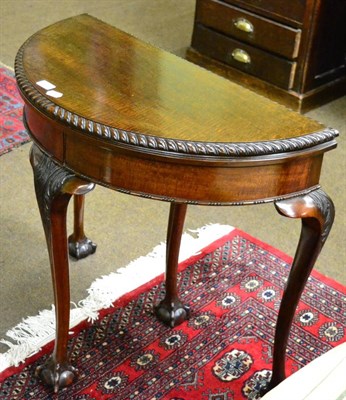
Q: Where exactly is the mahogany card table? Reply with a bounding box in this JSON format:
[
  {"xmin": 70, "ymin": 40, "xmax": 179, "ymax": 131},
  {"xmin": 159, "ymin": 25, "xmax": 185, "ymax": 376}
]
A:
[{"xmin": 15, "ymin": 15, "xmax": 338, "ymax": 394}]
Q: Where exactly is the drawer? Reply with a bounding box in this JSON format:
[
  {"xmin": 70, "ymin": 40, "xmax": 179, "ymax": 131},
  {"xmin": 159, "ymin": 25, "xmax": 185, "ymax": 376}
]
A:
[
  {"xmin": 192, "ymin": 24, "xmax": 296, "ymax": 89},
  {"xmin": 196, "ymin": 0, "xmax": 301, "ymax": 59},
  {"xmin": 222, "ymin": 0, "xmax": 306, "ymax": 26}
]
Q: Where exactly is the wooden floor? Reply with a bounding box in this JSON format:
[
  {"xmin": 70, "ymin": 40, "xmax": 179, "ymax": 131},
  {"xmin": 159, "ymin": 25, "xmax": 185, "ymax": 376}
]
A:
[{"xmin": 0, "ymin": 0, "xmax": 345, "ymax": 348}]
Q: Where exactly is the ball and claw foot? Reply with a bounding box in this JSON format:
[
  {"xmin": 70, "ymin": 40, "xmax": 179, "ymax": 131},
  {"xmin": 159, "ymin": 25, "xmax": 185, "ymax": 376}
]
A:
[
  {"xmin": 259, "ymin": 373, "xmax": 284, "ymax": 396},
  {"xmin": 258, "ymin": 384, "xmax": 271, "ymax": 397},
  {"xmin": 35, "ymin": 357, "xmax": 77, "ymax": 393},
  {"xmin": 155, "ymin": 300, "xmax": 190, "ymax": 328},
  {"xmin": 68, "ymin": 236, "xmax": 97, "ymax": 260}
]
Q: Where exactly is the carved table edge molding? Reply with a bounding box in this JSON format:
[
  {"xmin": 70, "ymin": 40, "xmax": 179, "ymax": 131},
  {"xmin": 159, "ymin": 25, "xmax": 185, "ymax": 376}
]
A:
[{"xmin": 15, "ymin": 45, "xmax": 339, "ymax": 159}]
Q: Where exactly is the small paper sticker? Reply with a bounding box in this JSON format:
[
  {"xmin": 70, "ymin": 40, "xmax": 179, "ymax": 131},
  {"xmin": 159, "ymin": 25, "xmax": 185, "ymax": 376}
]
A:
[
  {"xmin": 36, "ymin": 80, "xmax": 56, "ymax": 90},
  {"xmin": 46, "ymin": 90, "xmax": 63, "ymax": 98}
]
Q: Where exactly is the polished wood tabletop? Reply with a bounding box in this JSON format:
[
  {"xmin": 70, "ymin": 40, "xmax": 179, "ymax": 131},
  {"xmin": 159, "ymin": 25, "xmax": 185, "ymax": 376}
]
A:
[
  {"xmin": 18, "ymin": 14, "xmax": 326, "ymax": 142},
  {"xmin": 15, "ymin": 14, "xmax": 337, "ymax": 395}
]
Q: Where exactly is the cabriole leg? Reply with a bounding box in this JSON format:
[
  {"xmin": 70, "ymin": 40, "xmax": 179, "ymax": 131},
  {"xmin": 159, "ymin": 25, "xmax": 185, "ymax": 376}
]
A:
[
  {"xmin": 266, "ymin": 188, "xmax": 335, "ymax": 392},
  {"xmin": 30, "ymin": 145, "xmax": 95, "ymax": 393},
  {"xmin": 68, "ymin": 194, "xmax": 97, "ymax": 259},
  {"xmin": 155, "ymin": 202, "xmax": 190, "ymax": 327}
]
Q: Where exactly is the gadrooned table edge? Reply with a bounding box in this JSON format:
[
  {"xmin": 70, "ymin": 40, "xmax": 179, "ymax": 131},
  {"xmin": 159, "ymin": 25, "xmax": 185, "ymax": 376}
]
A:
[{"xmin": 15, "ymin": 42, "xmax": 339, "ymax": 159}]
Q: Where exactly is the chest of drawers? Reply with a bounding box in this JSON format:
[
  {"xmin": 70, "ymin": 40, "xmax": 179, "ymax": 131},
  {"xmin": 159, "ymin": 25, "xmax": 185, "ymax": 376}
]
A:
[{"xmin": 187, "ymin": 0, "xmax": 346, "ymax": 112}]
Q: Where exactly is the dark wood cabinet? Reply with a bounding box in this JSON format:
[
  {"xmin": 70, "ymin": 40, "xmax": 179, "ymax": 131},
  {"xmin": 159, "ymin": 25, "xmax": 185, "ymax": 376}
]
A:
[{"xmin": 187, "ymin": 0, "xmax": 346, "ymax": 112}]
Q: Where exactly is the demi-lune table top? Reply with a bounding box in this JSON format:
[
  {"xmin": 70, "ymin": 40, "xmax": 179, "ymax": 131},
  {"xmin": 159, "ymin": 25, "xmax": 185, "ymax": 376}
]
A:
[{"xmin": 15, "ymin": 14, "xmax": 337, "ymax": 159}]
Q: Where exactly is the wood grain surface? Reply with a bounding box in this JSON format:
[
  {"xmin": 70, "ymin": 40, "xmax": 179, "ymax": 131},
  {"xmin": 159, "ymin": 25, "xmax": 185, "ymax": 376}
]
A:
[{"xmin": 19, "ymin": 14, "xmax": 324, "ymax": 143}]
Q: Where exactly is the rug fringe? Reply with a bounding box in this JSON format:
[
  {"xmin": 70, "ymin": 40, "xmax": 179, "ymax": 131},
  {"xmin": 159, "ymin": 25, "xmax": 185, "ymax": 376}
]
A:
[
  {"xmin": 0, "ymin": 224, "xmax": 233, "ymax": 372},
  {"xmin": 0, "ymin": 61, "xmax": 14, "ymax": 70}
]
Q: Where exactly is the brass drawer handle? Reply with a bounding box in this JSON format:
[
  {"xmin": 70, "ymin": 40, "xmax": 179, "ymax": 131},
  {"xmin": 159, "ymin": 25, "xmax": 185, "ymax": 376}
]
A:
[
  {"xmin": 234, "ymin": 18, "xmax": 254, "ymax": 33},
  {"xmin": 231, "ymin": 49, "xmax": 251, "ymax": 64}
]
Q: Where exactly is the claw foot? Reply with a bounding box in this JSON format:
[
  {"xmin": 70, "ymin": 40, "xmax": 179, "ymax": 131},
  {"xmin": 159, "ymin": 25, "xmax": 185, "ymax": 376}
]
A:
[
  {"xmin": 35, "ymin": 357, "xmax": 77, "ymax": 393},
  {"xmin": 155, "ymin": 299, "xmax": 190, "ymax": 327},
  {"xmin": 68, "ymin": 236, "xmax": 97, "ymax": 260},
  {"xmin": 261, "ymin": 372, "xmax": 283, "ymax": 395}
]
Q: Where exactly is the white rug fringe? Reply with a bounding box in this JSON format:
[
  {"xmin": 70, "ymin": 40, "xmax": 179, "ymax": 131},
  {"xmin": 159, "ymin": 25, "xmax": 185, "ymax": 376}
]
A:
[
  {"xmin": 0, "ymin": 224, "xmax": 233, "ymax": 372},
  {"xmin": 0, "ymin": 62, "xmax": 14, "ymax": 71}
]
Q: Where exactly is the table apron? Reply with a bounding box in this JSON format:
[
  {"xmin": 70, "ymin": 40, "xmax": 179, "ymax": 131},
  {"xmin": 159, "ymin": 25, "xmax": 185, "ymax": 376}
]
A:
[
  {"xmin": 62, "ymin": 131, "xmax": 323, "ymax": 205},
  {"xmin": 24, "ymin": 104, "xmax": 324, "ymax": 205}
]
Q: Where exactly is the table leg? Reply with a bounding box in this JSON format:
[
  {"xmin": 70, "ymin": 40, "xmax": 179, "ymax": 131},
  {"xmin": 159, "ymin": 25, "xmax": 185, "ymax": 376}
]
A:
[
  {"xmin": 30, "ymin": 145, "xmax": 95, "ymax": 392},
  {"xmin": 155, "ymin": 202, "xmax": 190, "ymax": 327},
  {"xmin": 266, "ymin": 188, "xmax": 335, "ymax": 392},
  {"xmin": 68, "ymin": 194, "xmax": 97, "ymax": 259}
]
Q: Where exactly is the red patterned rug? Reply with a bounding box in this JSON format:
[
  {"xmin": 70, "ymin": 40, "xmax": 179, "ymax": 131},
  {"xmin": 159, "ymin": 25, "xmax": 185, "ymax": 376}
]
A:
[
  {"xmin": 0, "ymin": 65, "xmax": 29, "ymax": 155},
  {"xmin": 0, "ymin": 229, "xmax": 345, "ymax": 399}
]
